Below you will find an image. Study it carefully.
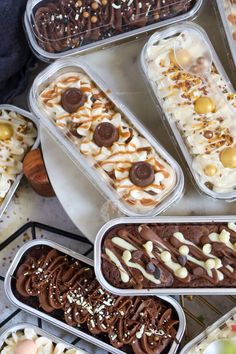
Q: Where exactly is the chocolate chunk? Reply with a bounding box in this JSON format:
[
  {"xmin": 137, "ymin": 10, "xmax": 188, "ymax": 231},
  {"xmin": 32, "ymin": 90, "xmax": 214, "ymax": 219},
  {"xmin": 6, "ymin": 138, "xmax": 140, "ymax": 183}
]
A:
[
  {"xmin": 61, "ymin": 88, "xmax": 85, "ymax": 113},
  {"xmin": 203, "ymin": 130, "xmax": 213, "ymax": 139},
  {"xmin": 132, "ymin": 250, "xmax": 143, "ymax": 261},
  {"xmin": 154, "ymin": 267, "xmax": 161, "ymax": 280},
  {"xmin": 93, "ymin": 122, "xmax": 119, "ymax": 147},
  {"xmin": 129, "ymin": 162, "xmax": 155, "ymax": 187},
  {"xmin": 178, "ymin": 255, "xmax": 187, "ymax": 266},
  {"xmin": 193, "ymin": 267, "xmax": 204, "ymax": 276},
  {"xmin": 146, "ymin": 262, "xmax": 156, "ymax": 274}
]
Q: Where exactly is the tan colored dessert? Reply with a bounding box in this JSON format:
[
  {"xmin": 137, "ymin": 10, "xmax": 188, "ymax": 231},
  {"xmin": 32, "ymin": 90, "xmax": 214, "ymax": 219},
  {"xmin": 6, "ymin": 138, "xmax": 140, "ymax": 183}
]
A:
[{"xmin": 38, "ymin": 71, "xmax": 176, "ymax": 213}]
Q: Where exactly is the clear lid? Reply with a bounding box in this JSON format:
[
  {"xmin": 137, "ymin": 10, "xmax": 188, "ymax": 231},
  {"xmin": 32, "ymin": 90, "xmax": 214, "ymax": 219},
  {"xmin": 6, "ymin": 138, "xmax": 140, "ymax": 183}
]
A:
[
  {"xmin": 29, "ymin": 58, "xmax": 184, "ymax": 217},
  {"xmin": 217, "ymin": 0, "xmax": 236, "ymax": 65},
  {"xmin": 26, "ymin": 0, "xmax": 196, "ymax": 54},
  {"xmin": 141, "ymin": 22, "xmax": 236, "ymax": 201},
  {"xmin": 180, "ymin": 307, "xmax": 236, "ymax": 354}
]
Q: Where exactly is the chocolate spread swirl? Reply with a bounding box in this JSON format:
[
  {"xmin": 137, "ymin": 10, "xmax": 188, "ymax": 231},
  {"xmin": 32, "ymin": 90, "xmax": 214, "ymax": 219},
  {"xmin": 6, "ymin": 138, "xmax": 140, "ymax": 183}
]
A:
[
  {"xmin": 101, "ymin": 222, "xmax": 236, "ymax": 289},
  {"xmin": 32, "ymin": 0, "xmax": 194, "ymax": 53},
  {"xmin": 14, "ymin": 245, "xmax": 179, "ymax": 354}
]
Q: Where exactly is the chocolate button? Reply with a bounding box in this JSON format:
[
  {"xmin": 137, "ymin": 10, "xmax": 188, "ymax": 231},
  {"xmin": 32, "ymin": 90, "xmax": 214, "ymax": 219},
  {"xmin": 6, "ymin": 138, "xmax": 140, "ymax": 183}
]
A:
[
  {"xmin": 93, "ymin": 122, "xmax": 119, "ymax": 147},
  {"xmin": 129, "ymin": 162, "xmax": 155, "ymax": 187},
  {"xmin": 146, "ymin": 262, "xmax": 156, "ymax": 274},
  {"xmin": 178, "ymin": 255, "xmax": 187, "ymax": 266},
  {"xmin": 61, "ymin": 88, "xmax": 85, "ymax": 113}
]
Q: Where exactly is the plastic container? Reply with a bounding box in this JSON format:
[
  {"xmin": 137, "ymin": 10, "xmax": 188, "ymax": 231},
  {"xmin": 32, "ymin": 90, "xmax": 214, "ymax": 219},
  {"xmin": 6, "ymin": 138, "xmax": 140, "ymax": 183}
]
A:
[
  {"xmin": 140, "ymin": 22, "xmax": 236, "ymax": 201},
  {"xmin": 180, "ymin": 306, "xmax": 236, "ymax": 354},
  {"xmin": 4, "ymin": 239, "xmax": 185, "ymax": 354},
  {"xmin": 216, "ymin": 0, "xmax": 236, "ymax": 66},
  {"xmin": 94, "ymin": 215, "xmax": 236, "ymax": 296},
  {"xmin": 29, "ymin": 58, "xmax": 184, "ymax": 217},
  {"xmin": 24, "ymin": 0, "xmax": 203, "ymax": 62},
  {"xmin": 0, "ymin": 323, "xmax": 87, "ymax": 353},
  {"xmin": 0, "ymin": 104, "xmax": 39, "ymax": 218}
]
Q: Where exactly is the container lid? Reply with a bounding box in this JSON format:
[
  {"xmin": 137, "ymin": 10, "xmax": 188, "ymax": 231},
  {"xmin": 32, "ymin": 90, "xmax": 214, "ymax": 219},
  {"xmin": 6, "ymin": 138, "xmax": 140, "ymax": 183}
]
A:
[{"xmin": 27, "ymin": 0, "xmax": 195, "ymax": 53}]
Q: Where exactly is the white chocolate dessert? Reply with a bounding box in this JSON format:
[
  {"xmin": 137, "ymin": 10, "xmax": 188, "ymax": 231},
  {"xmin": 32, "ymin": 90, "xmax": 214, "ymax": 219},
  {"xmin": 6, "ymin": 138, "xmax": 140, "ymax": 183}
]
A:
[
  {"xmin": 0, "ymin": 109, "xmax": 37, "ymax": 203},
  {"xmin": 145, "ymin": 35, "xmax": 236, "ymax": 194},
  {"xmin": 189, "ymin": 313, "xmax": 236, "ymax": 353},
  {"xmin": 223, "ymin": 0, "xmax": 236, "ymax": 43},
  {"xmin": 0, "ymin": 328, "xmax": 87, "ymax": 354},
  {"xmin": 38, "ymin": 71, "xmax": 176, "ymax": 213}
]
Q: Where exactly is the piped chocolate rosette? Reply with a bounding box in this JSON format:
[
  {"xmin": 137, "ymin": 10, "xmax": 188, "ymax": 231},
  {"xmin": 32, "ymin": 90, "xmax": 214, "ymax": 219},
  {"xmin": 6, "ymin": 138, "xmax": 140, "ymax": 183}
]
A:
[
  {"xmin": 38, "ymin": 72, "xmax": 176, "ymax": 213},
  {"xmin": 101, "ymin": 222, "xmax": 236, "ymax": 289},
  {"xmin": 14, "ymin": 245, "xmax": 179, "ymax": 354},
  {"xmin": 146, "ymin": 34, "xmax": 236, "ymax": 194},
  {"xmin": 0, "ymin": 109, "xmax": 37, "ymax": 205},
  {"xmin": 32, "ymin": 0, "xmax": 194, "ymax": 53}
]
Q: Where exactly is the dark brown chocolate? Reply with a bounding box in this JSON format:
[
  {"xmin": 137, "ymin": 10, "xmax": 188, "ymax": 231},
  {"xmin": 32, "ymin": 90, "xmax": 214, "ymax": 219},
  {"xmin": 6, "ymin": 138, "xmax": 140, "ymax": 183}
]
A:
[
  {"xmin": 13, "ymin": 245, "xmax": 179, "ymax": 354},
  {"xmin": 93, "ymin": 122, "xmax": 119, "ymax": 147},
  {"xmin": 61, "ymin": 88, "xmax": 85, "ymax": 113},
  {"xmin": 32, "ymin": 0, "xmax": 195, "ymax": 53},
  {"xmin": 129, "ymin": 161, "xmax": 155, "ymax": 187}
]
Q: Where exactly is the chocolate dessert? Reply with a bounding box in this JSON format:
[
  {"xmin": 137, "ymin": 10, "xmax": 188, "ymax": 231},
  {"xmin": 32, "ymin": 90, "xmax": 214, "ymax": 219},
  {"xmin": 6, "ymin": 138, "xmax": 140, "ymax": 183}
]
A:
[
  {"xmin": 101, "ymin": 222, "xmax": 236, "ymax": 289},
  {"xmin": 32, "ymin": 0, "xmax": 195, "ymax": 53},
  {"xmin": 13, "ymin": 245, "xmax": 179, "ymax": 354}
]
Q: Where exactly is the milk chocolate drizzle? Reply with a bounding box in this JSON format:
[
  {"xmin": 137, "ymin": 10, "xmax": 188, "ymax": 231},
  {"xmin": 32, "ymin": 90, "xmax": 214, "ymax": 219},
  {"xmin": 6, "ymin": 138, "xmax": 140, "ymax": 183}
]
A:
[
  {"xmin": 15, "ymin": 246, "xmax": 179, "ymax": 354},
  {"xmin": 102, "ymin": 222, "xmax": 236, "ymax": 289},
  {"xmin": 33, "ymin": 0, "xmax": 193, "ymax": 53}
]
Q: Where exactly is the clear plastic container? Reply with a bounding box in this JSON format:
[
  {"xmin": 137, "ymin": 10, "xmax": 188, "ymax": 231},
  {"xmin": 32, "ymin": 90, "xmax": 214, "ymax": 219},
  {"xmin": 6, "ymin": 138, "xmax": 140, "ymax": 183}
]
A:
[
  {"xmin": 94, "ymin": 215, "xmax": 236, "ymax": 295},
  {"xmin": 29, "ymin": 58, "xmax": 184, "ymax": 217},
  {"xmin": 4, "ymin": 239, "xmax": 186, "ymax": 354},
  {"xmin": 24, "ymin": 0, "xmax": 203, "ymax": 62},
  {"xmin": 0, "ymin": 323, "xmax": 88, "ymax": 353},
  {"xmin": 0, "ymin": 104, "xmax": 39, "ymax": 218},
  {"xmin": 180, "ymin": 306, "xmax": 236, "ymax": 354},
  {"xmin": 140, "ymin": 22, "xmax": 236, "ymax": 202},
  {"xmin": 216, "ymin": 0, "xmax": 236, "ymax": 66}
]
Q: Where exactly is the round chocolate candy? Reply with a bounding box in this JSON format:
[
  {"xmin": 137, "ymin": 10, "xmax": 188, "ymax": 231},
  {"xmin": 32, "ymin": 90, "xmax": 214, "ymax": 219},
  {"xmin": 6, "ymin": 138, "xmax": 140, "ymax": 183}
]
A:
[
  {"xmin": 93, "ymin": 122, "xmax": 119, "ymax": 147},
  {"xmin": 203, "ymin": 130, "xmax": 213, "ymax": 139},
  {"xmin": 129, "ymin": 162, "xmax": 155, "ymax": 187},
  {"xmin": 178, "ymin": 255, "xmax": 187, "ymax": 266},
  {"xmin": 146, "ymin": 262, "xmax": 156, "ymax": 274},
  {"xmin": 61, "ymin": 88, "xmax": 85, "ymax": 113},
  {"xmin": 204, "ymin": 164, "xmax": 217, "ymax": 177},
  {"xmin": 194, "ymin": 97, "xmax": 215, "ymax": 115},
  {"xmin": 220, "ymin": 146, "xmax": 236, "ymax": 168}
]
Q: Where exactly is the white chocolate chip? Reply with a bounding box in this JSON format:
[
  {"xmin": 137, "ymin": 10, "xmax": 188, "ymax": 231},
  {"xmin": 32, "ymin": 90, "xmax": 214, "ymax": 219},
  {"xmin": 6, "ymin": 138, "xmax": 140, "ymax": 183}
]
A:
[
  {"xmin": 122, "ymin": 250, "xmax": 132, "ymax": 262},
  {"xmin": 228, "ymin": 222, "xmax": 236, "ymax": 232},
  {"xmin": 202, "ymin": 243, "xmax": 212, "ymax": 255},
  {"xmin": 205, "ymin": 259, "xmax": 215, "ymax": 270},
  {"xmin": 219, "ymin": 229, "xmax": 230, "ymax": 243},
  {"xmin": 175, "ymin": 267, "xmax": 188, "ymax": 279},
  {"xmin": 143, "ymin": 241, "xmax": 153, "ymax": 253},
  {"xmin": 160, "ymin": 251, "xmax": 171, "ymax": 262},
  {"xmin": 179, "ymin": 245, "xmax": 189, "ymax": 256}
]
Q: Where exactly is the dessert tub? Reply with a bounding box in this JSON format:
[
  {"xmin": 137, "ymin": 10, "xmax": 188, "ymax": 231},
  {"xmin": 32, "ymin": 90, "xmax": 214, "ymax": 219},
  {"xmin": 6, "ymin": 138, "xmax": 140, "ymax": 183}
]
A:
[
  {"xmin": 140, "ymin": 22, "xmax": 236, "ymax": 201},
  {"xmin": 94, "ymin": 216, "xmax": 236, "ymax": 295},
  {"xmin": 29, "ymin": 58, "xmax": 184, "ymax": 217},
  {"xmin": 4, "ymin": 239, "xmax": 185, "ymax": 354},
  {"xmin": 180, "ymin": 306, "xmax": 236, "ymax": 354},
  {"xmin": 0, "ymin": 323, "xmax": 88, "ymax": 354},
  {"xmin": 24, "ymin": 0, "xmax": 203, "ymax": 62},
  {"xmin": 216, "ymin": 0, "xmax": 236, "ymax": 66},
  {"xmin": 0, "ymin": 104, "xmax": 39, "ymax": 218}
]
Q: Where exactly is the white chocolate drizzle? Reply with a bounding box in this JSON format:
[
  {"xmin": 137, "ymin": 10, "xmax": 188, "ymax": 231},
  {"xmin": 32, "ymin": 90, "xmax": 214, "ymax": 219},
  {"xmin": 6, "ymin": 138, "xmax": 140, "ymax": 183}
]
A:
[
  {"xmin": 105, "ymin": 248, "xmax": 129, "ymax": 283},
  {"xmin": 111, "ymin": 237, "xmax": 137, "ymax": 251}
]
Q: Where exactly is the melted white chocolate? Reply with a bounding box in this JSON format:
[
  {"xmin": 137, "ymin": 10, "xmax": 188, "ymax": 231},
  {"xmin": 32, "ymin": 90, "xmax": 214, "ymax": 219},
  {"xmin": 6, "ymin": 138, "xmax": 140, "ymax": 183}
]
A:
[{"xmin": 105, "ymin": 248, "xmax": 129, "ymax": 283}]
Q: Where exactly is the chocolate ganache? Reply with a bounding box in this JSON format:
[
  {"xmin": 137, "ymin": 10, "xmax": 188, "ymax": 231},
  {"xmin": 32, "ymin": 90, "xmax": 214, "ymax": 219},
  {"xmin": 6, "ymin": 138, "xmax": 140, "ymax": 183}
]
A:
[
  {"xmin": 14, "ymin": 245, "xmax": 179, "ymax": 354},
  {"xmin": 32, "ymin": 0, "xmax": 195, "ymax": 53},
  {"xmin": 101, "ymin": 222, "xmax": 236, "ymax": 289}
]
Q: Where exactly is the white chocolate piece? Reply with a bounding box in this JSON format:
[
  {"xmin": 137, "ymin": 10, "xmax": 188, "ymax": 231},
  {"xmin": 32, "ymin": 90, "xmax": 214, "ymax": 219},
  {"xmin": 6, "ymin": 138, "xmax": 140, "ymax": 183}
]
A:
[
  {"xmin": 175, "ymin": 267, "xmax": 188, "ymax": 279},
  {"xmin": 228, "ymin": 222, "xmax": 236, "ymax": 232},
  {"xmin": 112, "ymin": 237, "xmax": 137, "ymax": 251},
  {"xmin": 205, "ymin": 259, "xmax": 216, "ymax": 270},
  {"xmin": 179, "ymin": 245, "xmax": 189, "ymax": 255},
  {"xmin": 202, "ymin": 243, "xmax": 212, "ymax": 255},
  {"xmin": 160, "ymin": 251, "xmax": 171, "ymax": 262}
]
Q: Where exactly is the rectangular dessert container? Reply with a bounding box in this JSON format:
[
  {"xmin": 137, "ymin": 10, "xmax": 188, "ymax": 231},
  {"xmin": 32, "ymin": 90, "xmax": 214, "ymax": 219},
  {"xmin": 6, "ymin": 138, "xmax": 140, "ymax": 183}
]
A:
[
  {"xmin": 216, "ymin": 0, "xmax": 236, "ymax": 66},
  {"xmin": 24, "ymin": 0, "xmax": 203, "ymax": 62},
  {"xmin": 140, "ymin": 22, "xmax": 236, "ymax": 201},
  {"xmin": 4, "ymin": 239, "xmax": 185, "ymax": 354},
  {"xmin": 0, "ymin": 323, "xmax": 87, "ymax": 353},
  {"xmin": 0, "ymin": 104, "xmax": 39, "ymax": 218},
  {"xmin": 94, "ymin": 215, "xmax": 236, "ymax": 296},
  {"xmin": 29, "ymin": 58, "xmax": 184, "ymax": 217},
  {"xmin": 180, "ymin": 306, "xmax": 236, "ymax": 354}
]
